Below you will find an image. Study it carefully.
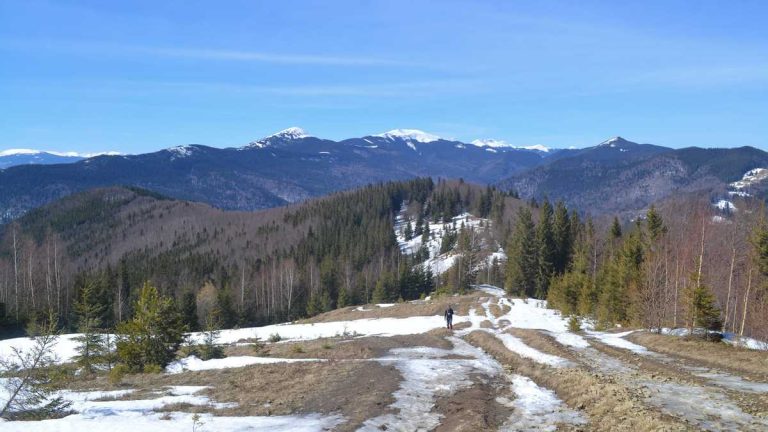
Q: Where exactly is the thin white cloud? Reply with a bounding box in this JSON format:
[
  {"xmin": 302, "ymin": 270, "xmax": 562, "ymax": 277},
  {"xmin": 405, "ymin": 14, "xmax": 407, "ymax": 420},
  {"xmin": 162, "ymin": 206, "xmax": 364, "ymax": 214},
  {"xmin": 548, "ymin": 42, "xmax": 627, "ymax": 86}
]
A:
[
  {"xmin": 621, "ymin": 64, "xmax": 768, "ymax": 88},
  {"xmin": 0, "ymin": 39, "xmax": 409, "ymax": 67},
  {"xmin": 143, "ymin": 78, "xmax": 484, "ymax": 98},
  {"xmin": 138, "ymin": 46, "xmax": 405, "ymax": 66}
]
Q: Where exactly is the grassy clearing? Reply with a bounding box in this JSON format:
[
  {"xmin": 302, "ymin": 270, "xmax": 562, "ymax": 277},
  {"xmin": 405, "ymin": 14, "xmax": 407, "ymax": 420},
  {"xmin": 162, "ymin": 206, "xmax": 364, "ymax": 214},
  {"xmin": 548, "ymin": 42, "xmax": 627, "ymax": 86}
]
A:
[
  {"xmin": 224, "ymin": 332, "xmax": 454, "ymax": 360},
  {"xmin": 301, "ymin": 292, "xmax": 481, "ymax": 323},
  {"xmin": 464, "ymin": 331, "xmax": 687, "ymax": 432},
  {"xmin": 628, "ymin": 332, "xmax": 768, "ymax": 381},
  {"xmin": 61, "ymin": 360, "xmax": 401, "ymax": 432}
]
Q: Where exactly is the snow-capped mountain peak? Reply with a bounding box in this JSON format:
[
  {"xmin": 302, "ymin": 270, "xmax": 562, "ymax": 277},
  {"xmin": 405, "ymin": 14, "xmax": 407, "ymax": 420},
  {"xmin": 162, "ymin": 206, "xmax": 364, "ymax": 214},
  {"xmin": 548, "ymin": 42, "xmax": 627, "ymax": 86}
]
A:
[
  {"xmin": 0, "ymin": 148, "xmax": 42, "ymax": 157},
  {"xmin": 249, "ymin": 127, "xmax": 310, "ymax": 148},
  {"xmin": 375, "ymin": 129, "xmax": 441, "ymax": 143},
  {"xmin": 269, "ymin": 127, "xmax": 309, "ymax": 140},
  {"xmin": 599, "ymin": 136, "xmax": 626, "ymax": 147},
  {"xmin": 0, "ymin": 148, "xmax": 121, "ymax": 158},
  {"xmin": 470, "ymin": 139, "xmax": 550, "ymax": 152}
]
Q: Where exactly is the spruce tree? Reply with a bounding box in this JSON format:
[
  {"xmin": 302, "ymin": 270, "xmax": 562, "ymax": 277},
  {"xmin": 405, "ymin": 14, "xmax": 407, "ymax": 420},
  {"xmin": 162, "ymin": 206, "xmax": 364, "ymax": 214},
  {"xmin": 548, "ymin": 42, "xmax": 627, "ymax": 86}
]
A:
[
  {"xmin": 610, "ymin": 216, "xmax": 622, "ymax": 240},
  {"xmin": 337, "ymin": 287, "xmax": 349, "ymax": 308},
  {"xmin": 552, "ymin": 201, "xmax": 572, "ymax": 275},
  {"xmin": 505, "ymin": 207, "xmax": 537, "ymax": 296},
  {"xmin": 404, "ymin": 221, "xmax": 413, "ymax": 240},
  {"xmin": 646, "ymin": 205, "xmax": 666, "ymax": 242},
  {"xmin": 180, "ymin": 291, "xmax": 199, "ymax": 332},
  {"xmin": 535, "ymin": 200, "xmax": 556, "ymax": 298},
  {"xmin": 72, "ymin": 277, "xmax": 107, "ymax": 374},
  {"xmin": 116, "ymin": 282, "xmax": 186, "ymax": 372},
  {"xmin": 0, "ymin": 310, "xmax": 71, "ymax": 420}
]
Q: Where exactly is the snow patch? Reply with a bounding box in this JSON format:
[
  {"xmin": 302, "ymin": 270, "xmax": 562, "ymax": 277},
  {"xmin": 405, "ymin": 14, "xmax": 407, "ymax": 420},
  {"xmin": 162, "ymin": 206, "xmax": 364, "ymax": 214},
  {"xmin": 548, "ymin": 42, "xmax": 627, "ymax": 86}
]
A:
[
  {"xmin": 497, "ymin": 374, "xmax": 586, "ymax": 431},
  {"xmin": 360, "ymin": 336, "xmax": 502, "ymax": 430},
  {"xmin": 375, "ymin": 129, "xmax": 440, "ymax": 143},
  {"xmin": 470, "ymin": 139, "xmax": 550, "ymax": 152},
  {"xmin": 166, "ymin": 355, "xmax": 323, "ymax": 374}
]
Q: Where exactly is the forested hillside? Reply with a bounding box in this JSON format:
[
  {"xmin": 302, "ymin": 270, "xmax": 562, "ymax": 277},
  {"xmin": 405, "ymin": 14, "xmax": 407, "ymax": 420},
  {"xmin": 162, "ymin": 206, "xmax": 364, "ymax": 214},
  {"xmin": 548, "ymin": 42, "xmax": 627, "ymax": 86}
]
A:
[
  {"xmin": 0, "ymin": 179, "xmax": 516, "ymax": 334},
  {"xmin": 1, "ymin": 177, "xmax": 766, "ymax": 343}
]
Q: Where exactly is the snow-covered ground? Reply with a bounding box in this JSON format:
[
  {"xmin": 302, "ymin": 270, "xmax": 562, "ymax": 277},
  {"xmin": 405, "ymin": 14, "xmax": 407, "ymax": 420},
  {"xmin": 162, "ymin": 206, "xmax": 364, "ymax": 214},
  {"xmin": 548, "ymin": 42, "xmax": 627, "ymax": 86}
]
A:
[
  {"xmin": 394, "ymin": 205, "xmax": 504, "ymax": 275},
  {"xmin": 0, "ymin": 314, "xmax": 468, "ymax": 365},
  {"xmin": 497, "ymin": 374, "xmax": 586, "ymax": 431},
  {"xmin": 360, "ymin": 336, "xmax": 502, "ymax": 431},
  {"xmin": 0, "ymin": 385, "xmax": 344, "ymax": 432},
  {"xmin": 166, "ymin": 355, "xmax": 324, "ymax": 374},
  {"xmin": 660, "ymin": 327, "xmax": 768, "ymax": 351}
]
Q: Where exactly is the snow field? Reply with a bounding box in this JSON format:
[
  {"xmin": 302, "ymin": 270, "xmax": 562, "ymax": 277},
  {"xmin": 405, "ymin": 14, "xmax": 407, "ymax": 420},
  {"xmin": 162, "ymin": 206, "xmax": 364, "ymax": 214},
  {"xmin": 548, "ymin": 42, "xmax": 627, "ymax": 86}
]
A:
[{"xmin": 1, "ymin": 385, "xmax": 345, "ymax": 432}]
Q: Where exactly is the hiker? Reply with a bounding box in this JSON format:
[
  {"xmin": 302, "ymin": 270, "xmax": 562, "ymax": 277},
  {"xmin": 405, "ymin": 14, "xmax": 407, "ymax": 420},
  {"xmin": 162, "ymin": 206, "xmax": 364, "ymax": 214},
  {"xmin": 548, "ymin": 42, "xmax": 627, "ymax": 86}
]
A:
[{"xmin": 444, "ymin": 305, "xmax": 454, "ymax": 330}]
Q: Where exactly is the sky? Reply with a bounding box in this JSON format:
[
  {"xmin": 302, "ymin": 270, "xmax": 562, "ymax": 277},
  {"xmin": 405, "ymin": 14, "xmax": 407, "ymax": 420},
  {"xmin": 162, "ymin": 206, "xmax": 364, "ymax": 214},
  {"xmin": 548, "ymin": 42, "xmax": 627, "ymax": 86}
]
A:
[{"xmin": 1, "ymin": 0, "xmax": 767, "ymax": 154}]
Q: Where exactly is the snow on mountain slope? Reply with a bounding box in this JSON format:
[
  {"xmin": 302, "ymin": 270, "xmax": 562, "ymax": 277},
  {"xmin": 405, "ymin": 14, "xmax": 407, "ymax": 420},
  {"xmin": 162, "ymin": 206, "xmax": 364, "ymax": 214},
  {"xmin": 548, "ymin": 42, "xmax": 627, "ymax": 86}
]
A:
[
  {"xmin": 394, "ymin": 205, "xmax": 503, "ymax": 275},
  {"xmin": 248, "ymin": 127, "xmax": 311, "ymax": 148},
  {"xmin": 729, "ymin": 167, "xmax": 768, "ymax": 191},
  {"xmin": 375, "ymin": 129, "xmax": 441, "ymax": 143},
  {"xmin": 470, "ymin": 139, "xmax": 550, "ymax": 152},
  {"xmin": 0, "ymin": 149, "xmax": 120, "ymax": 158}
]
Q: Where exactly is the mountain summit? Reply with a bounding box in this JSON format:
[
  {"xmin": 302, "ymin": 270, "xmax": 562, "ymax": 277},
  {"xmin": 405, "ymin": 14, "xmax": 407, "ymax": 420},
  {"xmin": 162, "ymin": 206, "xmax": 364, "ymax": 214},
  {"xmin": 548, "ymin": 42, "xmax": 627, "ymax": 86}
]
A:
[
  {"xmin": 375, "ymin": 129, "xmax": 441, "ymax": 143},
  {"xmin": 249, "ymin": 127, "xmax": 311, "ymax": 148}
]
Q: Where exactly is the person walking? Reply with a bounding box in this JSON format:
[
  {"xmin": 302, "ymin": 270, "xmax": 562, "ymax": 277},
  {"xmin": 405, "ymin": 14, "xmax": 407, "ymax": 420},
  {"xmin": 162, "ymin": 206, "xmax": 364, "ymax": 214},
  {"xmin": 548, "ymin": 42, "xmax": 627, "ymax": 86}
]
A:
[{"xmin": 444, "ymin": 305, "xmax": 454, "ymax": 330}]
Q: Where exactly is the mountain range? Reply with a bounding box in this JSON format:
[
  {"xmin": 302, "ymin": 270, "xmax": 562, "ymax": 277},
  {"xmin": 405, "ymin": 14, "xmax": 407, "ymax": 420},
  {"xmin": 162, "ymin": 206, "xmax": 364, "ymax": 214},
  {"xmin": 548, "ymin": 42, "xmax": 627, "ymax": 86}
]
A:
[{"xmin": 1, "ymin": 129, "xmax": 766, "ymax": 221}]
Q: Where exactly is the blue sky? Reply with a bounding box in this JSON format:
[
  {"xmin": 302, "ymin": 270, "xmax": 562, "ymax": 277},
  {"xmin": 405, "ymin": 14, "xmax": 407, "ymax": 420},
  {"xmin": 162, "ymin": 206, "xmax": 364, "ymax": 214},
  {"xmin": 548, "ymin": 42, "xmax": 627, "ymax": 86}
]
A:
[{"xmin": 1, "ymin": 0, "xmax": 766, "ymax": 154}]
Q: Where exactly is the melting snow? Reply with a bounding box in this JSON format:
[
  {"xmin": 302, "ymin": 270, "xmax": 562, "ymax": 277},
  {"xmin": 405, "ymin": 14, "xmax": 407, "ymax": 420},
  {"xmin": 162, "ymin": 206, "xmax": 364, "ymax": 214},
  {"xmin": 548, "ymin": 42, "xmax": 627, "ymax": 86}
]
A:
[
  {"xmin": 166, "ymin": 355, "xmax": 323, "ymax": 374},
  {"xmin": 497, "ymin": 374, "xmax": 586, "ymax": 431},
  {"xmin": 360, "ymin": 336, "xmax": 502, "ymax": 431}
]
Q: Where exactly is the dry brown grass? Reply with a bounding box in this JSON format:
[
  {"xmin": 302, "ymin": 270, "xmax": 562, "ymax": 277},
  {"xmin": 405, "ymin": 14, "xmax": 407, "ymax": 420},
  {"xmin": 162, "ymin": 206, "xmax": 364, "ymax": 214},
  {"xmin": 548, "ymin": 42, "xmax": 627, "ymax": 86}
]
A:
[
  {"xmin": 506, "ymin": 328, "xmax": 580, "ymax": 362},
  {"xmin": 629, "ymin": 332, "xmax": 768, "ymax": 381},
  {"xmin": 225, "ymin": 332, "xmax": 453, "ymax": 360},
  {"xmin": 464, "ymin": 331, "xmax": 687, "ymax": 432},
  {"xmin": 301, "ymin": 292, "xmax": 482, "ymax": 323},
  {"xmin": 65, "ymin": 360, "xmax": 401, "ymax": 432}
]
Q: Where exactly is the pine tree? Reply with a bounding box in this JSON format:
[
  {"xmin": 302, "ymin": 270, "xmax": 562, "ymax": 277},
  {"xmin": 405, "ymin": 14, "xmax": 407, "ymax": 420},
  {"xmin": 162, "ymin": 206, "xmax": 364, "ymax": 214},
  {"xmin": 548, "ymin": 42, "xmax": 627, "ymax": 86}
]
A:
[
  {"xmin": 115, "ymin": 282, "xmax": 186, "ymax": 372},
  {"xmin": 610, "ymin": 216, "xmax": 622, "ymax": 240},
  {"xmin": 72, "ymin": 277, "xmax": 108, "ymax": 374},
  {"xmin": 404, "ymin": 221, "xmax": 413, "ymax": 241},
  {"xmin": 0, "ymin": 310, "xmax": 71, "ymax": 420},
  {"xmin": 372, "ymin": 279, "xmax": 388, "ymax": 303},
  {"xmin": 180, "ymin": 291, "xmax": 199, "ymax": 332},
  {"xmin": 199, "ymin": 313, "xmax": 224, "ymax": 360},
  {"xmin": 535, "ymin": 200, "xmax": 555, "ymax": 298},
  {"xmin": 552, "ymin": 201, "xmax": 572, "ymax": 275},
  {"xmin": 646, "ymin": 205, "xmax": 666, "ymax": 242},
  {"xmin": 505, "ymin": 207, "xmax": 537, "ymax": 296},
  {"xmin": 337, "ymin": 286, "xmax": 349, "ymax": 308}
]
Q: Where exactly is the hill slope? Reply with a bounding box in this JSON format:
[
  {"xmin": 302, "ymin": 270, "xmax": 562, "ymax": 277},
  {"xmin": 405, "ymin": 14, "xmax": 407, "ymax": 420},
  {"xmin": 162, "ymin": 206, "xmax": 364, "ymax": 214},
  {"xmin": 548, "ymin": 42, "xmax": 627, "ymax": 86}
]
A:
[{"xmin": 499, "ymin": 138, "xmax": 768, "ymax": 215}]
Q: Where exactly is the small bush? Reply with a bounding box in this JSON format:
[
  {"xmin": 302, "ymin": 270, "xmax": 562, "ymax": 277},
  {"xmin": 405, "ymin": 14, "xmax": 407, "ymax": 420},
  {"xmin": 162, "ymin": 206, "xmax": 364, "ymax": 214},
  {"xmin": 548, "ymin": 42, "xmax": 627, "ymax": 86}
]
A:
[
  {"xmin": 568, "ymin": 315, "xmax": 581, "ymax": 332},
  {"xmin": 291, "ymin": 345, "xmax": 305, "ymax": 354},
  {"xmin": 322, "ymin": 342, "xmax": 333, "ymax": 350},
  {"xmin": 143, "ymin": 364, "xmax": 164, "ymax": 374},
  {"xmin": 108, "ymin": 363, "xmax": 129, "ymax": 385},
  {"xmin": 251, "ymin": 339, "xmax": 267, "ymax": 355},
  {"xmin": 268, "ymin": 333, "xmax": 282, "ymax": 343}
]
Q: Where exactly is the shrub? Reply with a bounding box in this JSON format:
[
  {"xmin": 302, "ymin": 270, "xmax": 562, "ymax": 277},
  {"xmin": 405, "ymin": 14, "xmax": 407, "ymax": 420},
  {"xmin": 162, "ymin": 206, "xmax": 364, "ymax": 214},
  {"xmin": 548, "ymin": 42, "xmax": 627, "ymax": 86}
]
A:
[
  {"xmin": 115, "ymin": 282, "xmax": 186, "ymax": 373},
  {"xmin": 568, "ymin": 315, "xmax": 581, "ymax": 332},
  {"xmin": 108, "ymin": 364, "xmax": 129, "ymax": 385},
  {"xmin": 268, "ymin": 333, "xmax": 282, "ymax": 343},
  {"xmin": 291, "ymin": 345, "xmax": 305, "ymax": 354},
  {"xmin": 143, "ymin": 364, "xmax": 164, "ymax": 374}
]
